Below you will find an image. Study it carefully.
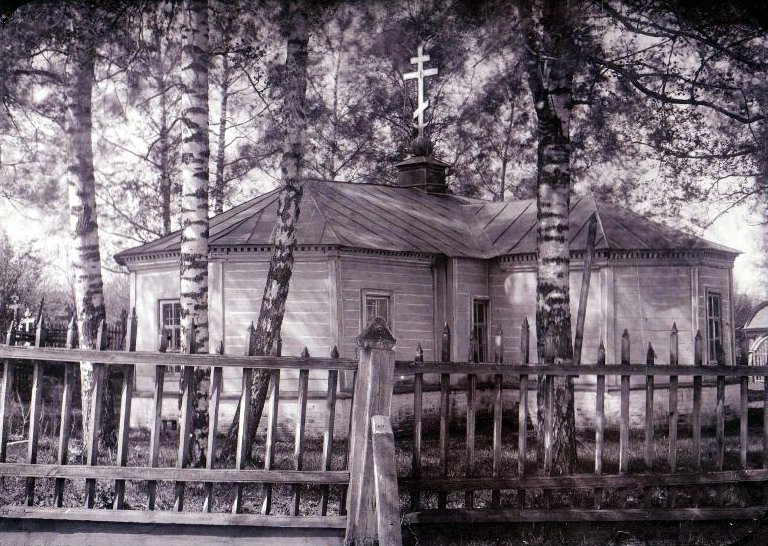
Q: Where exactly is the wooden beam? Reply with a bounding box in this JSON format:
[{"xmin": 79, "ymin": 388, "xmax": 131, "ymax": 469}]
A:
[
  {"xmin": 0, "ymin": 506, "xmax": 347, "ymax": 529},
  {"xmin": 371, "ymin": 416, "xmax": 402, "ymax": 546},
  {"xmin": 0, "ymin": 345, "xmax": 357, "ymax": 371},
  {"xmin": 573, "ymin": 213, "xmax": 598, "ymax": 366},
  {"xmin": 402, "ymin": 507, "xmax": 767, "ymax": 525},
  {"xmin": 0, "ymin": 463, "xmax": 349, "ymax": 484}
]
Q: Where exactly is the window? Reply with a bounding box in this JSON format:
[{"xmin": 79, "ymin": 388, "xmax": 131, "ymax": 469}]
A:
[
  {"xmin": 364, "ymin": 293, "xmax": 391, "ymax": 328},
  {"xmin": 471, "ymin": 298, "xmax": 489, "ymax": 363},
  {"xmin": 159, "ymin": 299, "xmax": 182, "ymax": 352},
  {"xmin": 707, "ymin": 292, "xmax": 724, "ymax": 364}
]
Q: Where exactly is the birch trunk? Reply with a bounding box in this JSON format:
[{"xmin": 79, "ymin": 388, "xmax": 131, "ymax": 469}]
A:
[
  {"xmin": 222, "ymin": 1, "xmax": 309, "ymax": 460},
  {"xmin": 179, "ymin": 0, "xmax": 210, "ymax": 466},
  {"xmin": 65, "ymin": 39, "xmax": 115, "ymax": 451},
  {"xmin": 522, "ymin": 0, "xmax": 577, "ymax": 476},
  {"xmin": 212, "ymin": 53, "xmax": 229, "ymax": 215}
]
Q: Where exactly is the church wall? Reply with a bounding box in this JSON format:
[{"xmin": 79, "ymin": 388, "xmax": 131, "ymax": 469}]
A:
[
  {"xmin": 451, "ymin": 258, "xmax": 489, "ymax": 362},
  {"xmin": 488, "ymin": 261, "xmax": 603, "ymax": 366},
  {"xmin": 337, "ymin": 254, "xmax": 435, "ymax": 362},
  {"xmin": 221, "ymin": 256, "xmax": 335, "ymax": 401}
]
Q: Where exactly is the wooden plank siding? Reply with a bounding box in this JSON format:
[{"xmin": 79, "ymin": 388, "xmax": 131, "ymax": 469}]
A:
[
  {"xmin": 614, "ymin": 265, "xmax": 694, "ymax": 366},
  {"xmin": 339, "ymin": 256, "xmax": 435, "ymax": 362}
]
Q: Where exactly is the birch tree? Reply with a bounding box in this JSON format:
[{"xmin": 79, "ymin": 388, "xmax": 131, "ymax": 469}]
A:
[
  {"xmin": 223, "ymin": 0, "xmax": 310, "ymax": 458},
  {"xmin": 521, "ymin": 0, "xmax": 577, "ymax": 475},
  {"xmin": 179, "ymin": 0, "xmax": 210, "ymax": 465}
]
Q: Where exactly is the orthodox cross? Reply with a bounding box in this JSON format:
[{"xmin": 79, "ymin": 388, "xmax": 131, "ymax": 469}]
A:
[
  {"xmin": 8, "ymin": 295, "xmax": 20, "ymax": 323},
  {"xmin": 403, "ymin": 44, "xmax": 438, "ymax": 138}
]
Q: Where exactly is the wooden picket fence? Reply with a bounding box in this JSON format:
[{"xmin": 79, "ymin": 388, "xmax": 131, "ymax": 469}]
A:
[
  {"xmin": 395, "ymin": 320, "xmax": 768, "ymax": 525},
  {"xmin": 2, "ymin": 309, "xmax": 768, "ymax": 543},
  {"xmin": 0, "ymin": 311, "xmax": 404, "ymax": 546}
]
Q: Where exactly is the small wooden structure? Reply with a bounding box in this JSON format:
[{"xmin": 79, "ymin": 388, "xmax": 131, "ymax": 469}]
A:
[{"xmin": 114, "ymin": 153, "xmax": 740, "ymax": 433}]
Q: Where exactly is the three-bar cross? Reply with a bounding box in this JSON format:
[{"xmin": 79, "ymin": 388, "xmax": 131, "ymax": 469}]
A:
[{"xmin": 403, "ymin": 44, "xmax": 438, "ymax": 138}]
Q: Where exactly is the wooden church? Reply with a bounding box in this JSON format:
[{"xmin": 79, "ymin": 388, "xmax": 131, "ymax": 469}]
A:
[
  {"xmin": 115, "ymin": 151, "xmax": 739, "ymax": 432},
  {"xmin": 115, "ymin": 46, "xmax": 739, "ymax": 433}
]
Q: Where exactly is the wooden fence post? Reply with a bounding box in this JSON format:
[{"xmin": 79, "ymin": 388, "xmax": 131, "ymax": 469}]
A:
[
  {"xmin": 174, "ymin": 320, "xmax": 196, "ymax": 512},
  {"xmin": 410, "ymin": 343, "xmax": 423, "ymax": 511},
  {"xmin": 25, "ymin": 313, "xmax": 46, "ymax": 506},
  {"xmin": 619, "ymin": 329, "xmax": 631, "ymax": 476},
  {"xmin": 644, "ymin": 342, "xmax": 655, "ymax": 507},
  {"xmin": 594, "ymin": 339, "xmax": 606, "ymax": 509},
  {"xmin": 232, "ymin": 322, "xmax": 254, "ymax": 513},
  {"xmin": 54, "ymin": 316, "xmax": 78, "ymax": 507},
  {"xmin": 203, "ymin": 340, "xmax": 224, "ymax": 512},
  {"xmin": 114, "ymin": 307, "xmax": 137, "ymax": 509},
  {"xmin": 438, "ymin": 323, "xmax": 451, "ymax": 509},
  {"xmin": 491, "ymin": 324, "xmax": 503, "ymax": 509},
  {"xmin": 465, "ymin": 332, "xmax": 477, "ymax": 509},
  {"xmin": 85, "ymin": 320, "xmax": 108, "ymax": 509},
  {"xmin": 344, "ymin": 317, "xmax": 396, "ymax": 546},
  {"xmin": 0, "ymin": 322, "xmax": 17, "ymax": 464},
  {"xmin": 517, "ymin": 318, "xmax": 529, "ymax": 508},
  {"xmin": 371, "ymin": 415, "xmax": 403, "ymax": 546},
  {"xmin": 668, "ymin": 323, "xmax": 679, "ymax": 508},
  {"xmin": 147, "ymin": 330, "xmax": 168, "ymax": 510}
]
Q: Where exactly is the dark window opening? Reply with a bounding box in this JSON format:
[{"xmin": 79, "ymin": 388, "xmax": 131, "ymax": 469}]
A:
[
  {"xmin": 159, "ymin": 300, "xmax": 183, "ymax": 374},
  {"xmin": 364, "ymin": 294, "xmax": 391, "ymax": 329},
  {"xmin": 472, "ymin": 299, "xmax": 489, "ymax": 362},
  {"xmin": 707, "ymin": 292, "xmax": 724, "ymax": 364}
]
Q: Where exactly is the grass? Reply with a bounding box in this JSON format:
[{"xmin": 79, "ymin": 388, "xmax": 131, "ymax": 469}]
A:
[
  {"xmin": 2, "ymin": 428, "xmax": 350, "ymax": 516},
  {"xmin": 3, "ymin": 392, "xmax": 768, "ymax": 544}
]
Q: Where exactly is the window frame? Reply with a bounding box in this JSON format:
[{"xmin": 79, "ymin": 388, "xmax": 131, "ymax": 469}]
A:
[
  {"xmin": 158, "ymin": 298, "xmax": 182, "ymax": 355},
  {"xmin": 470, "ymin": 296, "xmax": 491, "ymax": 363},
  {"xmin": 706, "ymin": 290, "xmax": 724, "ymax": 365},
  {"xmin": 360, "ymin": 289, "xmax": 394, "ymax": 333}
]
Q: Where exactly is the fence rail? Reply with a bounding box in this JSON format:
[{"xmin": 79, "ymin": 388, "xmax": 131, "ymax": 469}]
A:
[
  {"xmin": 0, "ymin": 310, "xmax": 354, "ymax": 533},
  {"xmin": 396, "ymin": 319, "xmax": 767, "ymax": 524}
]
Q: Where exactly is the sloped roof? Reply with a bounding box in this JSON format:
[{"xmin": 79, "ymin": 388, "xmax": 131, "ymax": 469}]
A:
[
  {"xmin": 745, "ymin": 302, "xmax": 768, "ymax": 333},
  {"xmin": 114, "ymin": 181, "xmax": 739, "ymax": 265}
]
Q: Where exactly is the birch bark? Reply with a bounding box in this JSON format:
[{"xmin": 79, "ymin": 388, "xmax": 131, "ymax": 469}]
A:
[
  {"xmin": 179, "ymin": 0, "xmax": 210, "ymax": 465},
  {"xmin": 222, "ymin": 1, "xmax": 309, "ymax": 459},
  {"xmin": 522, "ymin": 0, "xmax": 577, "ymax": 475},
  {"xmin": 65, "ymin": 37, "xmax": 113, "ymax": 451}
]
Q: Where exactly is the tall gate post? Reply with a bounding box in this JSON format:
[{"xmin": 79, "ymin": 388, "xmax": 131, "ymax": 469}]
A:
[{"xmin": 345, "ymin": 317, "xmax": 397, "ymax": 546}]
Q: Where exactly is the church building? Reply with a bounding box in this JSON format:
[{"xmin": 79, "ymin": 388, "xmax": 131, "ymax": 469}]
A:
[{"xmin": 114, "ymin": 45, "xmax": 739, "ymax": 433}]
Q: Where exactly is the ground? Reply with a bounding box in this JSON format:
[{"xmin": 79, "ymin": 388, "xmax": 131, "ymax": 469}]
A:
[{"xmin": 2, "ymin": 380, "xmax": 768, "ymax": 544}]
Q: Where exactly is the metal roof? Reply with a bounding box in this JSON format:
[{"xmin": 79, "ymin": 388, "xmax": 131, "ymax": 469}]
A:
[{"xmin": 114, "ymin": 180, "xmax": 740, "ymax": 265}]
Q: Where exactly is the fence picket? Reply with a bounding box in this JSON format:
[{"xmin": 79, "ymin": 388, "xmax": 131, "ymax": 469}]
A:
[
  {"xmin": 491, "ymin": 325, "xmax": 503, "ymax": 510},
  {"xmin": 291, "ymin": 348, "xmax": 310, "ymax": 516},
  {"xmin": 411, "ymin": 344, "xmax": 424, "ymax": 512},
  {"xmin": 692, "ymin": 331, "xmax": 703, "ymax": 507},
  {"xmin": 619, "ymin": 330, "xmax": 630, "ymax": 475},
  {"xmin": 174, "ymin": 322, "xmax": 196, "ymax": 512},
  {"xmin": 54, "ymin": 317, "xmax": 77, "ymax": 507},
  {"xmin": 25, "ymin": 315, "xmax": 45, "ymax": 506},
  {"xmin": 716, "ymin": 360, "xmax": 726, "ymax": 471},
  {"xmin": 619, "ymin": 329, "xmax": 630, "ymax": 508},
  {"xmin": 764, "ymin": 364, "xmax": 768, "ymax": 505},
  {"xmin": 233, "ymin": 324, "xmax": 255, "ymax": 514},
  {"xmin": 261, "ymin": 336, "xmax": 281, "ymax": 515},
  {"xmin": 113, "ymin": 308, "xmax": 137, "ymax": 510},
  {"xmin": 0, "ymin": 323, "xmax": 17, "ymax": 464},
  {"xmin": 85, "ymin": 320, "xmax": 108, "ymax": 509},
  {"xmin": 668, "ymin": 323, "xmax": 679, "ymax": 508},
  {"xmin": 320, "ymin": 347, "xmax": 339, "ymax": 515},
  {"xmin": 438, "ymin": 323, "xmax": 451, "ymax": 510},
  {"xmin": 147, "ymin": 332, "xmax": 168, "ymax": 510},
  {"xmin": 594, "ymin": 340, "xmax": 606, "ymax": 509},
  {"xmin": 739, "ymin": 355, "xmax": 748, "ymax": 471},
  {"xmin": 203, "ymin": 340, "xmax": 224, "ymax": 513},
  {"xmin": 465, "ymin": 334, "xmax": 477, "ymax": 509},
  {"xmin": 644, "ymin": 342, "xmax": 655, "ymax": 508},
  {"xmin": 518, "ymin": 318, "xmax": 529, "ymax": 508}
]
